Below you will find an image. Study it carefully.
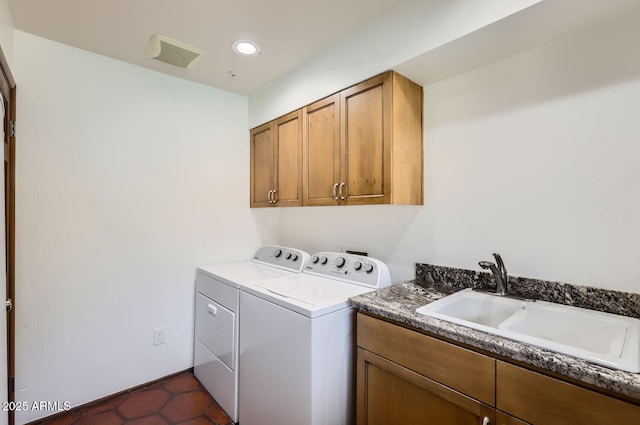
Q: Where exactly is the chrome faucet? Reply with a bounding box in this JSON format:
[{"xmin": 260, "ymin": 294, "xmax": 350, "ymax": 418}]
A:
[{"xmin": 479, "ymin": 253, "xmax": 508, "ymax": 296}]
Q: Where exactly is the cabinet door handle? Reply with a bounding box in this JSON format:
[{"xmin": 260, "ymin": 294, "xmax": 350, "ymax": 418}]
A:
[
  {"xmin": 332, "ymin": 183, "xmax": 339, "ymax": 200},
  {"xmin": 272, "ymin": 189, "xmax": 277, "ymax": 204},
  {"xmin": 482, "ymin": 417, "xmax": 490, "ymax": 425},
  {"xmin": 338, "ymin": 182, "xmax": 346, "ymax": 200}
]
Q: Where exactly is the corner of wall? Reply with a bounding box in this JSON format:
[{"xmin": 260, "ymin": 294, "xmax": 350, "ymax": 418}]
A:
[{"xmin": 0, "ymin": 0, "xmax": 14, "ymax": 71}]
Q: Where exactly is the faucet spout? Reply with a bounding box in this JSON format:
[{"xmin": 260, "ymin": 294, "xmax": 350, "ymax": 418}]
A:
[
  {"xmin": 493, "ymin": 253, "xmax": 508, "ymax": 287},
  {"xmin": 479, "ymin": 253, "xmax": 508, "ymax": 296}
]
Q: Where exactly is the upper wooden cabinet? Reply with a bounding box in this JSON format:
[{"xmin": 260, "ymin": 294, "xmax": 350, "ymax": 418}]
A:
[
  {"xmin": 303, "ymin": 71, "xmax": 423, "ymax": 206},
  {"xmin": 250, "ymin": 71, "xmax": 423, "ymax": 208},
  {"xmin": 250, "ymin": 110, "xmax": 303, "ymax": 207},
  {"xmin": 302, "ymin": 94, "xmax": 341, "ymax": 205}
]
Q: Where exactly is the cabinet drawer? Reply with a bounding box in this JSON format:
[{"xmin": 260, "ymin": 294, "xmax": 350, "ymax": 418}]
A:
[
  {"xmin": 357, "ymin": 313, "xmax": 495, "ymax": 405},
  {"xmin": 497, "ymin": 361, "xmax": 640, "ymax": 424}
]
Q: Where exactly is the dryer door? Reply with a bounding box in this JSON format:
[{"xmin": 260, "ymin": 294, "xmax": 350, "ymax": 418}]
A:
[{"xmin": 195, "ymin": 293, "xmax": 235, "ymax": 370}]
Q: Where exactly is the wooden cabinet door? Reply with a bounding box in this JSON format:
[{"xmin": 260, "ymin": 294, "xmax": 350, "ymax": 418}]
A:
[
  {"xmin": 497, "ymin": 361, "xmax": 640, "ymax": 424},
  {"xmin": 250, "ymin": 111, "xmax": 302, "ymax": 207},
  {"xmin": 497, "ymin": 411, "xmax": 530, "ymax": 425},
  {"xmin": 273, "ymin": 110, "xmax": 302, "ymax": 206},
  {"xmin": 340, "ymin": 72, "xmax": 391, "ymax": 205},
  {"xmin": 303, "ymin": 94, "xmax": 340, "ymax": 206},
  {"xmin": 250, "ymin": 122, "xmax": 275, "ymax": 207},
  {"xmin": 357, "ymin": 348, "xmax": 495, "ymax": 425}
]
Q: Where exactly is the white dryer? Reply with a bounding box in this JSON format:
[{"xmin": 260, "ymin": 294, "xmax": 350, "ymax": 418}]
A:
[
  {"xmin": 238, "ymin": 252, "xmax": 391, "ymax": 425},
  {"xmin": 194, "ymin": 246, "xmax": 310, "ymax": 423}
]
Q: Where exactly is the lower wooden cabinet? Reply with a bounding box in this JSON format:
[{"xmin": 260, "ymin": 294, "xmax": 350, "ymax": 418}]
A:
[
  {"xmin": 357, "ymin": 311, "xmax": 495, "ymax": 405},
  {"xmin": 496, "ymin": 411, "xmax": 530, "ymax": 425},
  {"xmin": 356, "ymin": 313, "xmax": 640, "ymax": 425},
  {"xmin": 357, "ymin": 313, "xmax": 495, "ymax": 425},
  {"xmin": 357, "ymin": 348, "xmax": 494, "ymax": 425},
  {"xmin": 497, "ymin": 361, "xmax": 640, "ymax": 424}
]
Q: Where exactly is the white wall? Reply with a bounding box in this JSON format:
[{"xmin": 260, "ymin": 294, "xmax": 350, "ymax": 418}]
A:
[
  {"xmin": 0, "ymin": 0, "xmax": 13, "ymax": 67},
  {"xmin": 277, "ymin": 11, "xmax": 640, "ymax": 294},
  {"xmin": 13, "ymin": 31, "xmax": 277, "ymax": 423},
  {"xmin": 249, "ymin": 0, "xmax": 541, "ymax": 127}
]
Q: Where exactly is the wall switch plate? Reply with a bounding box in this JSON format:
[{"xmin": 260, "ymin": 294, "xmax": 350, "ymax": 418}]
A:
[{"xmin": 153, "ymin": 327, "xmax": 166, "ymax": 346}]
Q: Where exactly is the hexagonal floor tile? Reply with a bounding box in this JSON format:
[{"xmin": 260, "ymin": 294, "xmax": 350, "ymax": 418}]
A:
[
  {"xmin": 206, "ymin": 402, "xmax": 232, "ymax": 425},
  {"xmin": 82, "ymin": 394, "xmax": 127, "ymax": 415},
  {"xmin": 176, "ymin": 417, "xmax": 213, "ymax": 425},
  {"xmin": 160, "ymin": 390, "xmax": 211, "ymax": 422},
  {"xmin": 35, "ymin": 373, "xmax": 225, "ymax": 425},
  {"xmin": 118, "ymin": 389, "xmax": 170, "ymax": 419},
  {"xmin": 164, "ymin": 374, "xmax": 201, "ymax": 394},
  {"xmin": 127, "ymin": 415, "xmax": 170, "ymax": 425},
  {"xmin": 42, "ymin": 414, "xmax": 81, "ymax": 425},
  {"xmin": 75, "ymin": 411, "xmax": 122, "ymax": 425}
]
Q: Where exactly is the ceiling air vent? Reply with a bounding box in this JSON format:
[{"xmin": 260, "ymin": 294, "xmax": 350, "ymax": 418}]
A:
[{"xmin": 144, "ymin": 33, "xmax": 204, "ymax": 69}]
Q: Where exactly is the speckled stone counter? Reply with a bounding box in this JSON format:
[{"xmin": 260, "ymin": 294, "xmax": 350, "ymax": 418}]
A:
[{"xmin": 350, "ymin": 268, "xmax": 640, "ymax": 402}]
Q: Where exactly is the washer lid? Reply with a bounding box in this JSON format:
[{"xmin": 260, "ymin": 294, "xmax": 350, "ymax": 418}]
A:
[
  {"xmin": 198, "ymin": 262, "xmax": 296, "ymax": 289},
  {"xmin": 249, "ymin": 274, "xmax": 373, "ymax": 318}
]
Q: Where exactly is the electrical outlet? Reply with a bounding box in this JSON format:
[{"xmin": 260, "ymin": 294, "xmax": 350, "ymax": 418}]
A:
[{"xmin": 153, "ymin": 327, "xmax": 166, "ymax": 346}]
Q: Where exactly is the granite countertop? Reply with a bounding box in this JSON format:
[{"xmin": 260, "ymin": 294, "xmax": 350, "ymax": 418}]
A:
[{"xmin": 350, "ymin": 280, "xmax": 640, "ymax": 402}]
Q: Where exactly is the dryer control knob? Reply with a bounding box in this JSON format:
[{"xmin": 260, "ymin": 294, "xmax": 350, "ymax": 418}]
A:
[
  {"xmin": 274, "ymin": 248, "xmax": 282, "ymax": 258},
  {"xmin": 290, "ymin": 254, "xmax": 299, "ymax": 262},
  {"xmin": 336, "ymin": 257, "xmax": 346, "ymax": 268},
  {"xmin": 365, "ymin": 263, "xmax": 374, "ymax": 273},
  {"xmin": 311, "ymin": 255, "xmax": 319, "ymax": 264},
  {"xmin": 320, "ymin": 256, "xmax": 328, "ymax": 265},
  {"xmin": 354, "ymin": 261, "xmax": 363, "ymax": 271},
  {"xmin": 286, "ymin": 252, "xmax": 292, "ymax": 260}
]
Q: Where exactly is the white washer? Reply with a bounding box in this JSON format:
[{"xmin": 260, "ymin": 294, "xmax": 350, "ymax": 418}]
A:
[
  {"xmin": 238, "ymin": 252, "xmax": 391, "ymax": 425},
  {"xmin": 194, "ymin": 246, "xmax": 310, "ymax": 423}
]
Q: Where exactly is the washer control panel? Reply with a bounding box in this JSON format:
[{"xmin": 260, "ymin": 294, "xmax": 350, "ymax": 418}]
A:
[
  {"xmin": 251, "ymin": 245, "xmax": 311, "ymax": 273},
  {"xmin": 304, "ymin": 252, "xmax": 391, "ymax": 289}
]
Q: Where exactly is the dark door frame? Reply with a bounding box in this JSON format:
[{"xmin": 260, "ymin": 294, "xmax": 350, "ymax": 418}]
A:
[{"xmin": 0, "ymin": 42, "xmax": 16, "ymax": 425}]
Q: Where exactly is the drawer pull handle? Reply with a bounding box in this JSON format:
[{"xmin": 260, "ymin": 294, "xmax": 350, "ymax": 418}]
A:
[
  {"xmin": 482, "ymin": 417, "xmax": 490, "ymax": 425},
  {"xmin": 332, "ymin": 183, "xmax": 339, "ymax": 200},
  {"xmin": 207, "ymin": 303, "xmax": 218, "ymax": 316}
]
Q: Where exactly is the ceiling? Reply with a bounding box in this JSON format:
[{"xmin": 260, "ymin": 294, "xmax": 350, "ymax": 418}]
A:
[{"xmin": 7, "ymin": 0, "xmax": 407, "ymax": 96}]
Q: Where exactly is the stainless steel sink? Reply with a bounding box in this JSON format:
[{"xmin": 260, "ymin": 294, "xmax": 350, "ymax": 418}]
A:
[{"xmin": 416, "ymin": 288, "xmax": 640, "ymax": 373}]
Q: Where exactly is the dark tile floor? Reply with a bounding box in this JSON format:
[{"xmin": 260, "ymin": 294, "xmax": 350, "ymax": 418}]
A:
[{"xmin": 35, "ymin": 372, "xmax": 233, "ymax": 425}]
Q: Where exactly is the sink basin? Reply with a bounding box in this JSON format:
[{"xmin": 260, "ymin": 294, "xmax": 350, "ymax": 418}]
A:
[
  {"xmin": 416, "ymin": 288, "xmax": 640, "ymax": 373},
  {"xmin": 416, "ymin": 288, "xmax": 527, "ymax": 330}
]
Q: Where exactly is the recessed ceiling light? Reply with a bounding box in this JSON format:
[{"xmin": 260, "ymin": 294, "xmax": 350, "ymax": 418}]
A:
[{"xmin": 232, "ymin": 40, "xmax": 261, "ymax": 56}]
